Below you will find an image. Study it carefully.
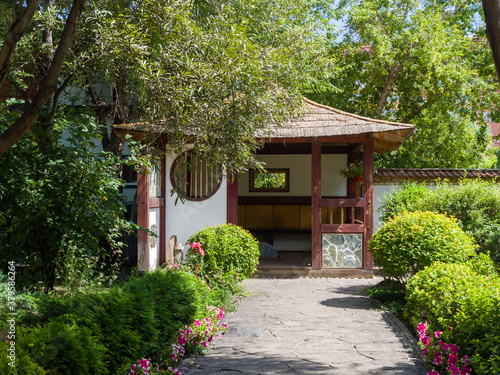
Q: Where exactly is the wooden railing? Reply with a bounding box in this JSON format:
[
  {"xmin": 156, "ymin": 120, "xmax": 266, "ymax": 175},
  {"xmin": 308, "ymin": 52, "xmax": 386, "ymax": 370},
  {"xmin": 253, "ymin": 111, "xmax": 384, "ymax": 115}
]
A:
[{"xmin": 319, "ymin": 198, "xmax": 365, "ymax": 233}]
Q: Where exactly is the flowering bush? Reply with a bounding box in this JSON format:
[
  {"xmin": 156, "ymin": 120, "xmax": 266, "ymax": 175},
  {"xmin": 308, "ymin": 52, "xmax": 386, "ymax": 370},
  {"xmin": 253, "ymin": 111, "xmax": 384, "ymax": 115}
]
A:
[
  {"xmin": 417, "ymin": 322, "xmax": 471, "ymax": 375},
  {"xmin": 169, "ymin": 305, "xmax": 227, "ymax": 374},
  {"xmin": 129, "ymin": 358, "xmax": 164, "ymax": 374}
]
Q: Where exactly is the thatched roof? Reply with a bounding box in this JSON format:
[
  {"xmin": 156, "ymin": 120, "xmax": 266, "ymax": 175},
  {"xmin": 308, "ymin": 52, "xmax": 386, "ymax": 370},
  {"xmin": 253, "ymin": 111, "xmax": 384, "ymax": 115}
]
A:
[
  {"xmin": 114, "ymin": 98, "xmax": 415, "ymax": 154},
  {"xmin": 261, "ymin": 98, "xmax": 415, "ymax": 154}
]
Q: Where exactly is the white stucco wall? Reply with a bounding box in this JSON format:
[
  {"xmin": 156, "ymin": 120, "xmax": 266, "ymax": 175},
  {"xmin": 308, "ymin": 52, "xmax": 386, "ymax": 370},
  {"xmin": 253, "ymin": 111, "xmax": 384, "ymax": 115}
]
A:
[
  {"xmin": 237, "ymin": 154, "xmax": 348, "ymax": 196},
  {"xmin": 165, "ymin": 155, "xmax": 227, "ymax": 257}
]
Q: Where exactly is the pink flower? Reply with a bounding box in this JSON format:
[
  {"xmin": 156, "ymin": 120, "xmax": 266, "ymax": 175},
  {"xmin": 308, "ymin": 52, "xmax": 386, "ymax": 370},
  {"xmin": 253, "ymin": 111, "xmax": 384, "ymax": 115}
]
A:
[
  {"xmin": 435, "ymin": 331, "xmax": 442, "ymax": 338},
  {"xmin": 448, "ymin": 353, "xmax": 458, "ymax": 365},
  {"xmin": 194, "ymin": 319, "xmax": 201, "ymax": 326},
  {"xmin": 428, "ymin": 371, "xmax": 440, "ymax": 375},
  {"xmin": 423, "ymin": 347, "xmax": 428, "ymax": 356},
  {"xmin": 433, "ymin": 354, "xmax": 443, "ymax": 365},
  {"xmin": 462, "ymin": 355, "xmax": 470, "ymax": 366},
  {"xmin": 202, "ymin": 341, "xmax": 208, "ymax": 348},
  {"xmin": 448, "ymin": 364, "xmax": 460, "ymax": 375},
  {"xmin": 417, "ymin": 322, "xmax": 427, "ymax": 333},
  {"xmin": 421, "ymin": 336, "xmax": 431, "ymax": 346},
  {"xmin": 221, "ymin": 323, "xmax": 227, "ymax": 329},
  {"xmin": 198, "ymin": 249, "xmax": 205, "ymax": 256},
  {"xmin": 460, "ymin": 367, "xmax": 472, "ymax": 375},
  {"xmin": 450, "ymin": 345, "xmax": 460, "ymax": 354},
  {"xmin": 178, "ymin": 336, "xmax": 187, "ymax": 346}
]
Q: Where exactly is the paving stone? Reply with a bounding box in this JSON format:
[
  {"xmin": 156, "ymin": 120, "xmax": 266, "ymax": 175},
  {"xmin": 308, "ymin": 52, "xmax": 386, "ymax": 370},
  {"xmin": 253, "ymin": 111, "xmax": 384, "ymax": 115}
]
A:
[{"xmin": 180, "ymin": 277, "xmax": 427, "ymax": 374}]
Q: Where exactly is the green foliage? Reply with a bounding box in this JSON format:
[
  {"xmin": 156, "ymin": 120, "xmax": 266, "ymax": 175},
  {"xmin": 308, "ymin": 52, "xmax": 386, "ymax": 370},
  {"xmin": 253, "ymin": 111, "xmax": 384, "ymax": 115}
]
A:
[
  {"xmin": 378, "ymin": 179, "xmax": 500, "ymax": 266},
  {"xmin": 8, "ymin": 269, "xmax": 210, "ymax": 373},
  {"xmin": 0, "ymin": 107, "xmax": 139, "ymax": 292},
  {"xmin": 186, "ymin": 224, "xmax": 260, "ymax": 283},
  {"xmin": 70, "ymin": 0, "xmax": 337, "ymax": 174},
  {"xmin": 377, "ymin": 182, "xmax": 430, "ymax": 224},
  {"xmin": 123, "ymin": 269, "xmax": 209, "ymax": 362},
  {"xmin": 338, "ymin": 161, "xmax": 363, "ymax": 178},
  {"xmin": 369, "ymin": 211, "xmax": 476, "ymax": 283},
  {"xmin": 311, "ymin": 0, "xmax": 497, "ymax": 168},
  {"xmin": 362, "ymin": 279, "xmax": 405, "ymax": 315},
  {"xmin": 405, "ymin": 262, "xmax": 500, "ymax": 374}
]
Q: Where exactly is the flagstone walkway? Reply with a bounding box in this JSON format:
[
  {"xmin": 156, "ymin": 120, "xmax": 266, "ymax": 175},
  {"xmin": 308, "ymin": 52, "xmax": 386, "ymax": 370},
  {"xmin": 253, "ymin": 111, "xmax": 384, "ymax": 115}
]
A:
[{"xmin": 181, "ymin": 277, "xmax": 427, "ymax": 374}]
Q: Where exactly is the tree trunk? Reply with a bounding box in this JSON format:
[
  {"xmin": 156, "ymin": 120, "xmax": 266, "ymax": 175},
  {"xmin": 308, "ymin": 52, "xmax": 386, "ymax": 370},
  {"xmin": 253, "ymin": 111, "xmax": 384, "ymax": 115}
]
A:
[
  {"xmin": 483, "ymin": 0, "xmax": 500, "ymax": 84},
  {"xmin": 0, "ymin": 0, "xmax": 40, "ymax": 83},
  {"xmin": 0, "ymin": 0, "xmax": 87, "ymax": 157}
]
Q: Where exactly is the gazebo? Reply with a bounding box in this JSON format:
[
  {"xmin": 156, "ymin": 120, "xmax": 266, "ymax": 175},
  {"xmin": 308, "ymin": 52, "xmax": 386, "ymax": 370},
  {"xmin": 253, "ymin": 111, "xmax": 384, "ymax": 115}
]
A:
[{"xmin": 115, "ymin": 98, "xmax": 415, "ymax": 277}]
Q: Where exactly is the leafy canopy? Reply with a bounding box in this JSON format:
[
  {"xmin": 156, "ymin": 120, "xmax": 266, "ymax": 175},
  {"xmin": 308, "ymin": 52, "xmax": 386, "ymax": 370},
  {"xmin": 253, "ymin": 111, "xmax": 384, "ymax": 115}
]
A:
[{"xmin": 311, "ymin": 0, "xmax": 498, "ymax": 168}]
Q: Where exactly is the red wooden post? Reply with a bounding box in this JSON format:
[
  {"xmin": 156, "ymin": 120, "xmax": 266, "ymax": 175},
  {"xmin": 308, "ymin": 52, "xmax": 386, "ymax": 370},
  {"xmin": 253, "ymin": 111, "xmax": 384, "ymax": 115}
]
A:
[
  {"xmin": 311, "ymin": 141, "xmax": 322, "ymax": 270},
  {"xmin": 227, "ymin": 173, "xmax": 238, "ymax": 225},
  {"xmin": 137, "ymin": 166, "xmax": 150, "ymax": 270},
  {"xmin": 363, "ymin": 140, "xmax": 374, "ymax": 270},
  {"xmin": 158, "ymin": 156, "xmax": 166, "ymax": 266}
]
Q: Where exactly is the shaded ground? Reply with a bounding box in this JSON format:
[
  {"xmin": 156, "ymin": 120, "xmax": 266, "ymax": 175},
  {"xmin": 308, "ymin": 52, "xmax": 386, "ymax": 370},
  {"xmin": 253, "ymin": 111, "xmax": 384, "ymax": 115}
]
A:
[{"xmin": 181, "ymin": 277, "xmax": 426, "ymax": 374}]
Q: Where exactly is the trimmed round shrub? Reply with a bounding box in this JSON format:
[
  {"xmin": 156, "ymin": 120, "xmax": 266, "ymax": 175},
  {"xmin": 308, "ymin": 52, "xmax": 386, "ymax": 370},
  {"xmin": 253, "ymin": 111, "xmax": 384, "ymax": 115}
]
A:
[
  {"xmin": 405, "ymin": 263, "xmax": 500, "ymax": 374},
  {"xmin": 186, "ymin": 224, "xmax": 260, "ymax": 280},
  {"xmin": 369, "ymin": 211, "xmax": 476, "ymax": 283}
]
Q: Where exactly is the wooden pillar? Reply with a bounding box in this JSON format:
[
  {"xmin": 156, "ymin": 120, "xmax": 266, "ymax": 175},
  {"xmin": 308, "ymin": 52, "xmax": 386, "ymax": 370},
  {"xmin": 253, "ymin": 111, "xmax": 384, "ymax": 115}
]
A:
[
  {"xmin": 158, "ymin": 156, "xmax": 166, "ymax": 266},
  {"xmin": 227, "ymin": 173, "xmax": 238, "ymax": 225},
  {"xmin": 363, "ymin": 140, "xmax": 374, "ymax": 270},
  {"xmin": 311, "ymin": 141, "xmax": 322, "ymax": 270},
  {"xmin": 137, "ymin": 166, "xmax": 150, "ymax": 271}
]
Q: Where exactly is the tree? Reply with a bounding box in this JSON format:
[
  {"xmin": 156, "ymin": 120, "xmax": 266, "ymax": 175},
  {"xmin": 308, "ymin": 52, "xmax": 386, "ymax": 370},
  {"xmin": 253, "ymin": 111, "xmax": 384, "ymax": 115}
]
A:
[
  {"xmin": 312, "ymin": 0, "xmax": 498, "ymax": 168},
  {"xmin": 71, "ymin": 0, "xmax": 336, "ymax": 172},
  {"xmin": 0, "ymin": 0, "xmax": 87, "ymax": 156}
]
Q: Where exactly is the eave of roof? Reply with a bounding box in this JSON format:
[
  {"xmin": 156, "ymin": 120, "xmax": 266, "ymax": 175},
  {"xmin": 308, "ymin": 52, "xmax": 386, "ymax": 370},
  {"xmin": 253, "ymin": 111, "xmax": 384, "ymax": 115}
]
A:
[{"xmin": 113, "ymin": 97, "xmax": 416, "ymax": 154}]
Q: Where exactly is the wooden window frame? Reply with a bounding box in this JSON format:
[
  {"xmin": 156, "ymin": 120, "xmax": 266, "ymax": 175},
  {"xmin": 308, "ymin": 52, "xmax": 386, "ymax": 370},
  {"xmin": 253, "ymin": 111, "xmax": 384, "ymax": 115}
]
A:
[{"xmin": 249, "ymin": 168, "xmax": 290, "ymax": 192}]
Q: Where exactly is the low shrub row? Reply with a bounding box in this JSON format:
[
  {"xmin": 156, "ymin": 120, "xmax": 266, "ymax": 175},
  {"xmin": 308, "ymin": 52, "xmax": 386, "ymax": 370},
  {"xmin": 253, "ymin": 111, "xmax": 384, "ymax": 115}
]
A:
[
  {"xmin": 1, "ymin": 269, "xmax": 214, "ymax": 374},
  {"xmin": 1, "ymin": 223, "xmax": 260, "ymax": 375}
]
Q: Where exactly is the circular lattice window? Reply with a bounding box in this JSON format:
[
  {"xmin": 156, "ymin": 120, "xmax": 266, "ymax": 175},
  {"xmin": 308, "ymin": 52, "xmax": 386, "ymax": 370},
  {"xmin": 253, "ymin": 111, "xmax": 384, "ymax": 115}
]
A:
[{"xmin": 170, "ymin": 151, "xmax": 221, "ymax": 201}]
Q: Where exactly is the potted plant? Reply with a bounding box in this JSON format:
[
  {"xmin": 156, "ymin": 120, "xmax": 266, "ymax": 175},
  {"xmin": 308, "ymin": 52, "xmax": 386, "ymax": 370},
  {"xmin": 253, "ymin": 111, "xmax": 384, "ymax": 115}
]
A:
[{"xmin": 338, "ymin": 161, "xmax": 364, "ymax": 181}]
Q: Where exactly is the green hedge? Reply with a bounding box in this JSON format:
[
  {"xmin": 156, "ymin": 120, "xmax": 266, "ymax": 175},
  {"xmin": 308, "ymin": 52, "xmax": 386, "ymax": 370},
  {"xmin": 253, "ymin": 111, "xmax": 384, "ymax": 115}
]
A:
[
  {"xmin": 378, "ymin": 180, "xmax": 500, "ymax": 266},
  {"xmin": 405, "ymin": 263, "xmax": 500, "ymax": 374},
  {"xmin": 1, "ymin": 269, "xmax": 211, "ymax": 374},
  {"xmin": 369, "ymin": 211, "xmax": 476, "ymax": 283}
]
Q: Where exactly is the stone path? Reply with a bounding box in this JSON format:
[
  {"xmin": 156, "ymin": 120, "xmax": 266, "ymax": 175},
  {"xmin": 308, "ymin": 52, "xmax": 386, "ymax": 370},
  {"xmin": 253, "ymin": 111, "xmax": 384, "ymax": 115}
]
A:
[{"xmin": 181, "ymin": 277, "xmax": 427, "ymax": 374}]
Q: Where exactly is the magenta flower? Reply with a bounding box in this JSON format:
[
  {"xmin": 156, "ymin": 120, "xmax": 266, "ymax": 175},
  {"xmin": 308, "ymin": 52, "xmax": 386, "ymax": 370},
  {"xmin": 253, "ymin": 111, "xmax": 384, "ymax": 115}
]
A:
[
  {"xmin": 448, "ymin": 364, "xmax": 460, "ymax": 375},
  {"xmin": 435, "ymin": 331, "xmax": 441, "ymax": 338},
  {"xmin": 450, "ymin": 345, "xmax": 460, "ymax": 354},
  {"xmin": 448, "ymin": 353, "xmax": 458, "ymax": 365},
  {"xmin": 194, "ymin": 319, "xmax": 201, "ymax": 326},
  {"xmin": 433, "ymin": 354, "xmax": 443, "ymax": 365},
  {"xmin": 428, "ymin": 371, "xmax": 440, "ymax": 375}
]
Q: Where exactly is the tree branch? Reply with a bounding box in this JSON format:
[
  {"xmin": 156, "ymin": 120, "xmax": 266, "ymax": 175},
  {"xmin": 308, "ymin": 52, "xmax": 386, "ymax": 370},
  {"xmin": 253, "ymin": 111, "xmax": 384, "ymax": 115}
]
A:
[
  {"xmin": 0, "ymin": 0, "xmax": 87, "ymax": 156},
  {"xmin": 375, "ymin": 53, "xmax": 412, "ymax": 119},
  {"xmin": 0, "ymin": 0, "xmax": 40, "ymax": 83}
]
